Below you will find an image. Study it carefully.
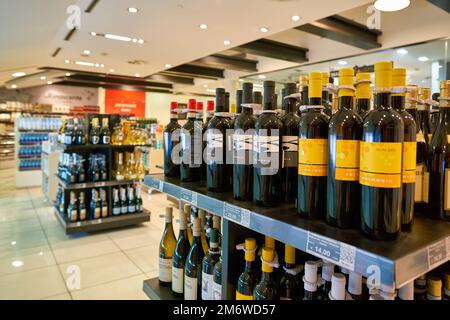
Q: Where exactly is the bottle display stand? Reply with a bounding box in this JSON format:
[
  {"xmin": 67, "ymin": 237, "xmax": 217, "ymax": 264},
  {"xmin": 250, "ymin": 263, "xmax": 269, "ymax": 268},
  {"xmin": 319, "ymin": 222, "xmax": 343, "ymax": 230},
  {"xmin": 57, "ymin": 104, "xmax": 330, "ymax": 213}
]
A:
[
  {"xmin": 143, "ymin": 173, "xmax": 450, "ymax": 300},
  {"xmin": 55, "ymin": 143, "xmax": 151, "ymax": 235}
]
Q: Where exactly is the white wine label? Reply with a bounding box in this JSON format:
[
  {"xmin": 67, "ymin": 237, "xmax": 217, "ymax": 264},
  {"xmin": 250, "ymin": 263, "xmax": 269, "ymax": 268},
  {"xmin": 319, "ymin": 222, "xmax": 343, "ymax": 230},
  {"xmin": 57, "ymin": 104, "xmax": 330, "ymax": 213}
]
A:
[
  {"xmin": 414, "ymin": 164, "xmax": 424, "ymax": 202},
  {"xmin": 184, "ymin": 275, "xmax": 198, "ymax": 300},
  {"xmin": 101, "ymin": 207, "xmax": 108, "ymax": 218},
  {"xmin": 201, "ymin": 272, "xmax": 214, "ymax": 300},
  {"xmin": 70, "ymin": 210, "xmax": 77, "ymax": 222},
  {"xmin": 128, "ymin": 206, "xmax": 135, "ymax": 213},
  {"xmin": 102, "ymin": 136, "xmax": 110, "ymax": 144},
  {"xmin": 282, "ymin": 136, "xmax": 298, "ymax": 168},
  {"xmin": 212, "ymin": 281, "xmax": 222, "ymax": 300},
  {"xmin": 94, "ymin": 208, "xmax": 101, "ymax": 219},
  {"xmin": 423, "ymin": 172, "xmax": 430, "ymax": 203},
  {"xmin": 172, "ymin": 267, "xmax": 184, "ymax": 294},
  {"xmin": 445, "ymin": 169, "xmax": 450, "ymax": 210},
  {"xmin": 79, "ymin": 209, "xmax": 86, "ymax": 221},
  {"xmin": 112, "ymin": 207, "xmax": 120, "ymax": 215},
  {"xmin": 159, "ymin": 258, "xmax": 172, "ymax": 282}
]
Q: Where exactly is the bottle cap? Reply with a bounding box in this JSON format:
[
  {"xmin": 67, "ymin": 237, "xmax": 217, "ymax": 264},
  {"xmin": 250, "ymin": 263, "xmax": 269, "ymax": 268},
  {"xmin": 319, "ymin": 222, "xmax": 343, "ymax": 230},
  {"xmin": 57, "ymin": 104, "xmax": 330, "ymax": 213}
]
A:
[
  {"xmin": 299, "ymin": 75, "xmax": 309, "ymax": 86},
  {"xmin": 308, "ymin": 72, "xmax": 322, "ymax": 99},
  {"xmin": 427, "ymin": 276, "xmax": 442, "ymax": 298},
  {"xmin": 285, "ymin": 82, "xmax": 297, "ymax": 95},
  {"xmin": 398, "ymin": 281, "xmax": 414, "ymax": 300},
  {"xmin": 356, "ymin": 72, "xmax": 371, "ymax": 99},
  {"xmin": 374, "ymin": 61, "xmax": 393, "ymax": 92},
  {"xmin": 212, "ymin": 215, "xmax": 221, "ymax": 229},
  {"xmin": 321, "ymin": 72, "xmax": 330, "ymax": 86},
  {"xmin": 348, "ymin": 271, "xmax": 362, "ymax": 295},
  {"xmin": 392, "ymin": 67, "xmax": 406, "ymax": 97},
  {"xmin": 242, "ymin": 83, "xmax": 253, "ymax": 105},
  {"xmin": 244, "ymin": 238, "xmax": 256, "ymax": 262},
  {"xmin": 339, "ymin": 68, "xmax": 355, "ymax": 97},
  {"xmin": 330, "ymin": 273, "xmax": 347, "ymax": 300},
  {"xmin": 165, "ymin": 207, "xmax": 173, "ymax": 221},
  {"xmin": 170, "ymin": 102, "xmax": 178, "ymax": 110},
  {"xmin": 207, "ymin": 100, "xmax": 215, "ymax": 111},
  {"xmin": 265, "ymin": 236, "xmax": 275, "ymax": 249},
  {"xmin": 321, "ymin": 261, "xmax": 334, "ymax": 281},
  {"xmin": 304, "ymin": 261, "xmax": 318, "ymax": 284},
  {"xmin": 196, "ymin": 101, "xmax": 203, "ymax": 111},
  {"xmin": 188, "ymin": 99, "xmax": 196, "ymax": 112},
  {"xmin": 263, "ymin": 80, "xmax": 276, "ymax": 108},
  {"xmin": 215, "ymin": 88, "xmax": 226, "ymax": 112},
  {"xmin": 440, "ymin": 80, "xmax": 450, "ymax": 98},
  {"xmin": 261, "ymin": 247, "xmax": 274, "ymax": 273},
  {"xmin": 284, "ymin": 244, "xmax": 296, "ymax": 264}
]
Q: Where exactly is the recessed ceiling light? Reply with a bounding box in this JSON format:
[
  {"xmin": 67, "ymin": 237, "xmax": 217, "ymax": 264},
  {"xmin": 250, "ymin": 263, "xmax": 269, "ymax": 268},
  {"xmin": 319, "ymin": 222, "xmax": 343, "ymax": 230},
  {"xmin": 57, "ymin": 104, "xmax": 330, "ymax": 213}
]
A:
[
  {"xmin": 165, "ymin": 64, "xmax": 172, "ymax": 68},
  {"xmin": 260, "ymin": 27, "xmax": 269, "ymax": 33},
  {"xmin": 199, "ymin": 24, "xmax": 208, "ymax": 30},
  {"xmin": 128, "ymin": 7, "xmax": 139, "ymax": 13},
  {"xmin": 40, "ymin": 76, "xmax": 46, "ymax": 80},
  {"xmin": 137, "ymin": 39, "xmax": 144, "ymax": 44},
  {"xmin": 11, "ymin": 241, "xmax": 16, "ymax": 245},
  {"xmin": 109, "ymin": 69, "xmax": 115, "ymax": 73},
  {"xmin": 65, "ymin": 59, "xmax": 70, "ymax": 64},
  {"xmin": 374, "ymin": 0, "xmax": 410, "ymax": 12},
  {"xmin": 100, "ymin": 64, "xmax": 105, "ymax": 68},
  {"xmin": 11, "ymin": 260, "xmax": 24, "ymax": 268},
  {"xmin": 90, "ymin": 31, "xmax": 97, "ymax": 36},
  {"xmin": 83, "ymin": 50, "xmax": 91, "ymax": 55},
  {"xmin": 396, "ymin": 48, "xmax": 408, "ymax": 55},
  {"xmin": 12, "ymin": 72, "xmax": 26, "ymax": 77},
  {"xmin": 206, "ymin": 89, "xmax": 216, "ymax": 93},
  {"xmin": 418, "ymin": 56, "xmax": 429, "ymax": 62},
  {"xmin": 47, "ymin": 81, "xmax": 53, "ymax": 85},
  {"xmin": 105, "ymin": 34, "xmax": 132, "ymax": 42},
  {"xmin": 11, "ymin": 85, "xmax": 17, "ymax": 89},
  {"xmin": 291, "ymin": 15, "xmax": 300, "ymax": 22},
  {"xmin": 76, "ymin": 61, "xmax": 95, "ymax": 67},
  {"xmin": 65, "ymin": 73, "xmax": 71, "ymax": 76},
  {"xmin": 203, "ymin": 84, "xmax": 208, "ymax": 88},
  {"xmin": 132, "ymin": 38, "xmax": 138, "ymax": 43},
  {"xmin": 223, "ymin": 40, "xmax": 231, "ymax": 45},
  {"xmin": 259, "ymin": 75, "xmax": 266, "ymax": 79},
  {"xmin": 338, "ymin": 60, "xmax": 348, "ymax": 65},
  {"xmin": 135, "ymin": 73, "xmax": 141, "ymax": 77}
]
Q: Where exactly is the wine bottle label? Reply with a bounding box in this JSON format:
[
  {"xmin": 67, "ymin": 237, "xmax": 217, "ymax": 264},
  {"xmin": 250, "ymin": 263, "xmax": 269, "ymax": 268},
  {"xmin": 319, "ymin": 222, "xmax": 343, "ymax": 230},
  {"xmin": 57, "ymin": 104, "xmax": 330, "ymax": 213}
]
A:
[
  {"xmin": 298, "ymin": 138, "xmax": 328, "ymax": 177},
  {"xmin": 128, "ymin": 206, "xmax": 135, "ymax": 213},
  {"xmin": 212, "ymin": 281, "xmax": 222, "ymax": 300},
  {"xmin": 159, "ymin": 258, "xmax": 172, "ymax": 282},
  {"xmin": 335, "ymin": 140, "xmax": 360, "ymax": 181},
  {"xmin": 201, "ymin": 272, "xmax": 214, "ymax": 300},
  {"xmin": 254, "ymin": 135, "xmax": 280, "ymax": 175},
  {"xmin": 184, "ymin": 275, "xmax": 198, "ymax": 300},
  {"xmin": 101, "ymin": 207, "xmax": 108, "ymax": 218},
  {"xmin": 70, "ymin": 210, "xmax": 77, "ymax": 222},
  {"xmin": 282, "ymin": 136, "xmax": 298, "ymax": 168},
  {"xmin": 92, "ymin": 136, "xmax": 100, "ymax": 145},
  {"xmin": 233, "ymin": 134, "xmax": 253, "ymax": 165},
  {"xmin": 113, "ymin": 207, "xmax": 120, "ymax": 215},
  {"xmin": 402, "ymin": 142, "xmax": 417, "ymax": 183},
  {"xmin": 121, "ymin": 206, "xmax": 127, "ymax": 214},
  {"xmin": 236, "ymin": 290, "xmax": 253, "ymax": 300},
  {"xmin": 94, "ymin": 207, "xmax": 101, "ymax": 219},
  {"xmin": 172, "ymin": 267, "xmax": 184, "ymax": 294},
  {"xmin": 444, "ymin": 169, "xmax": 450, "ymax": 210},
  {"xmin": 79, "ymin": 209, "xmax": 86, "ymax": 220},
  {"xmin": 359, "ymin": 142, "xmax": 402, "ymax": 188},
  {"xmin": 103, "ymin": 136, "xmax": 110, "ymax": 144}
]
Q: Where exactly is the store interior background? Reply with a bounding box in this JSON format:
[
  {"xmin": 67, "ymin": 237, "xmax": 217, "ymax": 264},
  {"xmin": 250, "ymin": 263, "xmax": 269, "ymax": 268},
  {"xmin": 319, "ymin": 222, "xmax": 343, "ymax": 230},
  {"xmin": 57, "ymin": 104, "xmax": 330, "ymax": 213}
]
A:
[{"xmin": 0, "ymin": 0, "xmax": 449, "ymax": 300}]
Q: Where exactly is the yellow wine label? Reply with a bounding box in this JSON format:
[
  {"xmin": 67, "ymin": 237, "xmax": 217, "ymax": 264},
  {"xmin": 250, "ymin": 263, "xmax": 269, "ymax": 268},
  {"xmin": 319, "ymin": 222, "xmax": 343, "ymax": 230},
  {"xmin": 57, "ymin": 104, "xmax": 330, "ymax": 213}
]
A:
[
  {"xmin": 298, "ymin": 138, "xmax": 328, "ymax": 177},
  {"xmin": 423, "ymin": 171, "xmax": 429, "ymax": 203},
  {"xmin": 416, "ymin": 131, "xmax": 425, "ymax": 143},
  {"xmin": 236, "ymin": 291, "xmax": 253, "ymax": 300},
  {"xmin": 359, "ymin": 141, "xmax": 402, "ymax": 188},
  {"xmin": 402, "ymin": 142, "xmax": 417, "ymax": 183},
  {"xmin": 415, "ymin": 164, "xmax": 424, "ymax": 202},
  {"xmin": 335, "ymin": 140, "xmax": 360, "ymax": 181},
  {"xmin": 445, "ymin": 169, "xmax": 450, "ymax": 210}
]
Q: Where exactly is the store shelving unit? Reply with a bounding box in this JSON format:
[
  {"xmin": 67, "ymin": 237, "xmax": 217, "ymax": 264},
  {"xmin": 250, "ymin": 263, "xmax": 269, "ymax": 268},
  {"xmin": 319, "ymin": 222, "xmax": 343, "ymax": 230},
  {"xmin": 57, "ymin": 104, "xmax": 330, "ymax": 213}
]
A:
[
  {"xmin": 55, "ymin": 142, "xmax": 151, "ymax": 234},
  {"xmin": 143, "ymin": 278, "xmax": 182, "ymax": 301},
  {"xmin": 143, "ymin": 173, "xmax": 450, "ymax": 300}
]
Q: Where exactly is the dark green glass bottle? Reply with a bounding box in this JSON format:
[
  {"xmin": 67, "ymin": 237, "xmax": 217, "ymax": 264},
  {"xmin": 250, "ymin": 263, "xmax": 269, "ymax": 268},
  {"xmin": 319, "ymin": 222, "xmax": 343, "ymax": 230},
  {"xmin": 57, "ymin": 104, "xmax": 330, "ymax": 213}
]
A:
[
  {"xmin": 201, "ymin": 228, "xmax": 221, "ymax": 300},
  {"xmin": 181, "ymin": 99, "xmax": 202, "ymax": 182},
  {"xmin": 236, "ymin": 238, "xmax": 259, "ymax": 300},
  {"xmin": 253, "ymin": 247, "xmax": 278, "ymax": 300}
]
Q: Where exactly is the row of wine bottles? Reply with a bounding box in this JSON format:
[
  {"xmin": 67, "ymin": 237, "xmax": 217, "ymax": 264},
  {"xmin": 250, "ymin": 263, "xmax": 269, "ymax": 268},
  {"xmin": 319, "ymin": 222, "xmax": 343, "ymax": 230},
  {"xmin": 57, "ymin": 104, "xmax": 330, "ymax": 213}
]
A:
[
  {"xmin": 164, "ymin": 62, "xmax": 450, "ymax": 240},
  {"xmin": 159, "ymin": 204, "xmax": 223, "ymax": 300}
]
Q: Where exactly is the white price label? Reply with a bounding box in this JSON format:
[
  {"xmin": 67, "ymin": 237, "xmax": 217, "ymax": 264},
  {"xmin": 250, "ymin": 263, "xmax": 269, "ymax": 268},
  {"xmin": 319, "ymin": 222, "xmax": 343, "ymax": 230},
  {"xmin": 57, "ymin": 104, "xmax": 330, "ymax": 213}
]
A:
[
  {"xmin": 180, "ymin": 189, "xmax": 197, "ymax": 206},
  {"xmin": 223, "ymin": 203, "xmax": 251, "ymax": 228}
]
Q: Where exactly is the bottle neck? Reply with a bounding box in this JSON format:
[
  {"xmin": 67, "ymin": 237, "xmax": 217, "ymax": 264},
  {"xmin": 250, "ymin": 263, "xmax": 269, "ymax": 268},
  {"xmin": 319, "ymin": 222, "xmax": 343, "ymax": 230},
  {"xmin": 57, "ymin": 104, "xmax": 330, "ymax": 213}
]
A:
[
  {"xmin": 286, "ymin": 98, "xmax": 297, "ymax": 114},
  {"xmin": 322, "ymin": 90, "xmax": 329, "ymax": 103},
  {"xmin": 338, "ymin": 96, "xmax": 353, "ymax": 110},
  {"xmin": 209, "ymin": 242, "xmax": 220, "ymax": 253},
  {"xmin": 261, "ymin": 271, "xmax": 273, "ymax": 282},
  {"xmin": 374, "ymin": 92, "xmax": 391, "ymax": 110},
  {"xmin": 284, "ymin": 262, "xmax": 296, "ymax": 270},
  {"xmin": 244, "ymin": 260, "xmax": 255, "ymax": 271},
  {"xmin": 356, "ymin": 98, "xmax": 370, "ymax": 112},
  {"xmin": 301, "ymin": 86, "xmax": 309, "ymax": 105},
  {"xmin": 392, "ymin": 96, "xmax": 405, "ymax": 111}
]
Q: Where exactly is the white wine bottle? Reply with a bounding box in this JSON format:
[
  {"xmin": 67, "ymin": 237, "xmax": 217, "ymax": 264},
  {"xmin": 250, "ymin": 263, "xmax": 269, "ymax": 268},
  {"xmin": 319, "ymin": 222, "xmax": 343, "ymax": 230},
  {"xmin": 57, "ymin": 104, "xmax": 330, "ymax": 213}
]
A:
[
  {"xmin": 201, "ymin": 228, "xmax": 221, "ymax": 300},
  {"xmin": 159, "ymin": 207, "xmax": 176, "ymax": 286},
  {"xmin": 184, "ymin": 218, "xmax": 205, "ymax": 300},
  {"xmin": 171, "ymin": 207, "xmax": 190, "ymax": 297}
]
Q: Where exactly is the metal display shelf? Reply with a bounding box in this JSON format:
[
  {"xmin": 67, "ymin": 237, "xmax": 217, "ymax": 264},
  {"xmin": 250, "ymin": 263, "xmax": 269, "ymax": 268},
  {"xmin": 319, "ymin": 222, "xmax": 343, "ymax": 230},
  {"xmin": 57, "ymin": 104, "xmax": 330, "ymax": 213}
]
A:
[
  {"xmin": 56, "ymin": 175, "xmax": 139, "ymax": 190},
  {"xmin": 57, "ymin": 143, "xmax": 152, "ymax": 151},
  {"xmin": 143, "ymin": 278, "xmax": 182, "ymax": 300},
  {"xmin": 54, "ymin": 208, "xmax": 151, "ymax": 235},
  {"xmin": 144, "ymin": 174, "xmax": 450, "ymax": 289}
]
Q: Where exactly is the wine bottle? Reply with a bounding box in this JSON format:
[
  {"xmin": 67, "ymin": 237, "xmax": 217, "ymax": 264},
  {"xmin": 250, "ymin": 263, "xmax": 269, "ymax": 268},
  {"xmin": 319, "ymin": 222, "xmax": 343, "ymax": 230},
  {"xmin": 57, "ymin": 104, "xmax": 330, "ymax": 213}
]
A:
[
  {"xmin": 348, "ymin": 271, "xmax": 362, "ymax": 300},
  {"xmin": 444, "ymin": 271, "xmax": 450, "ymax": 300},
  {"xmin": 233, "ymin": 82, "xmax": 256, "ymax": 201},
  {"xmin": 418, "ymin": 87, "xmax": 432, "ymax": 144},
  {"xmin": 164, "ymin": 102, "xmax": 181, "ymax": 178},
  {"xmin": 201, "ymin": 228, "xmax": 221, "ymax": 300},
  {"xmin": 90, "ymin": 189, "xmax": 101, "ymax": 220},
  {"xmin": 428, "ymin": 80, "xmax": 450, "ymax": 220},
  {"xmin": 298, "ymin": 72, "xmax": 330, "ymax": 219},
  {"xmin": 253, "ymin": 81, "xmax": 283, "ymax": 207},
  {"xmin": 89, "ymin": 118, "xmax": 100, "ymax": 145},
  {"xmin": 78, "ymin": 191, "xmax": 86, "ymax": 221},
  {"xmin": 159, "ymin": 207, "xmax": 176, "ymax": 286},
  {"xmin": 112, "ymin": 188, "xmax": 120, "ymax": 216},
  {"xmin": 355, "ymin": 73, "xmax": 371, "ymax": 119},
  {"xmin": 172, "ymin": 206, "xmax": 191, "ymax": 297},
  {"xmin": 206, "ymin": 88, "xmax": 233, "ymax": 192},
  {"xmin": 127, "ymin": 186, "xmax": 135, "ymax": 214},
  {"xmin": 198, "ymin": 209, "xmax": 209, "ymax": 254},
  {"xmin": 398, "ymin": 281, "xmax": 414, "ymax": 300},
  {"xmin": 279, "ymin": 244, "xmax": 301, "ymax": 300},
  {"xmin": 100, "ymin": 118, "xmax": 111, "ymax": 144},
  {"xmin": 360, "ymin": 61, "xmax": 404, "ymax": 240},
  {"xmin": 135, "ymin": 186, "xmax": 143, "ymax": 213},
  {"xmin": 322, "ymin": 72, "xmax": 332, "ymax": 116},
  {"xmin": 303, "ymin": 261, "xmax": 318, "ymax": 300},
  {"xmin": 184, "ymin": 218, "xmax": 205, "ymax": 300},
  {"xmin": 392, "ymin": 68, "xmax": 417, "ymax": 230},
  {"xmin": 426, "ymin": 276, "xmax": 442, "ymax": 300},
  {"xmin": 236, "ymin": 238, "xmax": 258, "ymax": 300},
  {"xmin": 253, "ymin": 247, "xmax": 278, "ymax": 300},
  {"xmin": 115, "ymin": 152, "xmax": 125, "ymax": 181},
  {"xmin": 281, "ymin": 83, "xmax": 300, "ymax": 203},
  {"xmin": 414, "ymin": 275, "xmax": 427, "ymax": 300},
  {"xmin": 100, "ymin": 188, "xmax": 108, "ymax": 218},
  {"xmin": 299, "ymin": 75, "xmax": 309, "ymax": 116},
  {"xmin": 181, "ymin": 99, "xmax": 202, "ymax": 182},
  {"xmin": 329, "ymin": 273, "xmax": 346, "ymax": 300},
  {"xmin": 120, "ymin": 187, "xmax": 127, "ymax": 214},
  {"xmin": 212, "ymin": 257, "xmax": 222, "ymax": 300},
  {"xmin": 67, "ymin": 191, "xmax": 78, "ymax": 222},
  {"xmin": 212, "ymin": 215, "xmax": 221, "ymax": 246},
  {"xmin": 203, "ymin": 101, "xmax": 215, "ymax": 180},
  {"xmin": 318, "ymin": 261, "xmax": 334, "ymax": 300},
  {"xmin": 327, "ymin": 68, "xmax": 362, "ymax": 228}
]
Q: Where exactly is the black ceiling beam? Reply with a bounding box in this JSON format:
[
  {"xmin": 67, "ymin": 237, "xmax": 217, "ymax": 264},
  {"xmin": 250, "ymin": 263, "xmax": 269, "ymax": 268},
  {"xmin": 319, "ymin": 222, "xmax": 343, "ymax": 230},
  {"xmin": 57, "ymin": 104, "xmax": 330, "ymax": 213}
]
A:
[
  {"xmin": 55, "ymin": 81, "xmax": 172, "ymax": 94},
  {"xmin": 56, "ymin": 74, "xmax": 173, "ymax": 89},
  {"xmin": 296, "ymin": 15, "xmax": 381, "ymax": 50},
  {"xmin": 162, "ymin": 64, "xmax": 224, "ymax": 79},
  {"xmin": 233, "ymin": 39, "xmax": 308, "ymax": 63},
  {"xmin": 427, "ymin": 0, "xmax": 450, "ymax": 13},
  {"xmin": 146, "ymin": 74, "xmax": 195, "ymax": 86},
  {"xmin": 190, "ymin": 54, "xmax": 258, "ymax": 72}
]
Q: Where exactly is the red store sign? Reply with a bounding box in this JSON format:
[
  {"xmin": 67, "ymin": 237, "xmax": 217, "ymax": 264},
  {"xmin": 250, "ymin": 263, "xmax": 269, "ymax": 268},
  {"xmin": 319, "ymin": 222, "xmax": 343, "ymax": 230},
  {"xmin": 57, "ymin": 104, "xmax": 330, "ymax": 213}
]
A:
[{"xmin": 105, "ymin": 89, "xmax": 146, "ymax": 117}]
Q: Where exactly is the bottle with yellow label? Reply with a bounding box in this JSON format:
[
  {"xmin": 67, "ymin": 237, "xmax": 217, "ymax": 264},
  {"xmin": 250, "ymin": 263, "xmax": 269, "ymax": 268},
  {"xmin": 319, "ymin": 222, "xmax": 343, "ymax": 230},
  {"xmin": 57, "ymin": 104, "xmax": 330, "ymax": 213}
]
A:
[
  {"xmin": 327, "ymin": 68, "xmax": 363, "ymax": 228},
  {"xmin": 298, "ymin": 72, "xmax": 330, "ymax": 220},
  {"xmin": 253, "ymin": 247, "xmax": 278, "ymax": 300},
  {"xmin": 428, "ymin": 80, "xmax": 450, "ymax": 221},
  {"xmin": 360, "ymin": 61, "xmax": 404, "ymax": 240},
  {"xmin": 236, "ymin": 238, "xmax": 259, "ymax": 300},
  {"xmin": 392, "ymin": 68, "xmax": 417, "ymax": 231},
  {"xmin": 355, "ymin": 73, "xmax": 372, "ymax": 119}
]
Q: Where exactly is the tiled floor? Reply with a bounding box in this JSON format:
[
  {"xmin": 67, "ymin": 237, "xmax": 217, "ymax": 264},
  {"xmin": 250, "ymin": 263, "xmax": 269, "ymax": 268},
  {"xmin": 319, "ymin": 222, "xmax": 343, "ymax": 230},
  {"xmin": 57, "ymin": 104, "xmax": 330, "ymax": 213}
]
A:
[{"xmin": 0, "ymin": 168, "xmax": 176, "ymax": 300}]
